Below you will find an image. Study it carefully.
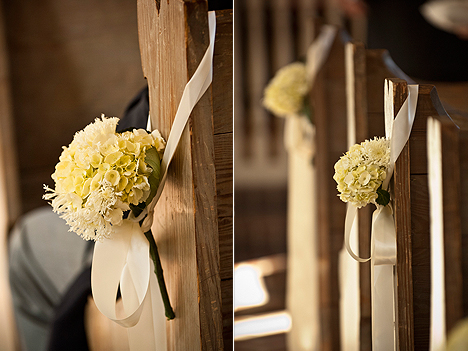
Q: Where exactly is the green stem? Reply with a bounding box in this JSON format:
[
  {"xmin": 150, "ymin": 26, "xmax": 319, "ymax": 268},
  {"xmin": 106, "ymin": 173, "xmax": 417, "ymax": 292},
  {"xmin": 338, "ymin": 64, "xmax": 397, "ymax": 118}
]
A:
[{"xmin": 144, "ymin": 230, "xmax": 175, "ymax": 320}]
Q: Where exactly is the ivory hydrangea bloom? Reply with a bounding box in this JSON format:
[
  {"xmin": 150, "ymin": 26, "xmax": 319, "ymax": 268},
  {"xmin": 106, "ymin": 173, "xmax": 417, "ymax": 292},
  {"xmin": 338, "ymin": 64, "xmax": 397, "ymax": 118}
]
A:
[
  {"xmin": 44, "ymin": 115, "xmax": 166, "ymax": 241},
  {"xmin": 333, "ymin": 137, "xmax": 390, "ymax": 208}
]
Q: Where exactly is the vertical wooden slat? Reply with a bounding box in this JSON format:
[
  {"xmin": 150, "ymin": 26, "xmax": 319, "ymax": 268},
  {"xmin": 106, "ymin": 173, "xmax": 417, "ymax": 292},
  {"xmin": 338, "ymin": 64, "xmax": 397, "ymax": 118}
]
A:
[
  {"xmin": 138, "ymin": 1, "xmax": 231, "ymax": 349},
  {"xmin": 346, "ymin": 41, "xmax": 372, "ymax": 351},
  {"xmin": 386, "ymin": 78, "xmax": 413, "ymax": 350},
  {"xmin": 245, "ymin": 0, "xmax": 270, "ymax": 161},
  {"xmin": 296, "ymin": 0, "xmax": 318, "ymax": 58},
  {"xmin": 428, "ymin": 102, "xmax": 468, "ymax": 337},
  {"xmin": 457, "ymin": 116, "xmax": 468, "ymax": 317},
  {"xmin": 212, "ymin": 9, "xmax": 233, "ymax": 350},
  {"xmin": 438, "ymin": 117, "xmax": 464, "ymax": 332},
  {"xmin": 350, "ymin": 47, "xmax": 409, "ymax": 351},
  {"xmin": 269, "ymin": 0, "xmax": 294, "ymax": 158},
  {"xmin": 313, "ymin": 32, "xmax": 347, "ymax": 351}
]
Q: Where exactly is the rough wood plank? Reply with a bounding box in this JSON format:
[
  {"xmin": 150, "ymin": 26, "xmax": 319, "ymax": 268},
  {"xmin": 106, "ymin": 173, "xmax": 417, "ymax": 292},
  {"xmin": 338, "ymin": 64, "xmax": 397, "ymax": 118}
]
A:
[
  {"xmin": 346, "ymin": 41, "xmax": 372, "ymax": 351},
  {"xmin": 439, "ymin": 120, "xmax": 464, "ymax": 333},
  {"xmin": 458, "ymin": 121, "xmax": 468, "ymax": 317},
  {"xmin": 139, "ymin": 0, "xmax": 201, "ymax": 347},
  {"xmin": 429, "ymin": 105, "xmax": 468, "ymax": 333},
  {"xmin": 221, "ymin": 278, "xmax": 233, "ymax": 351},
  {"xmin": 385, "ymin": 78, "xmax": 414, "ymax": 350},
  {"xmin": 212, "ymin": 10, "xmax": 233, "ymax": 135},
  {"xmin": 312, "ymin": 31, "xmax": 347, "ymax": 351},
  {"xmin": 214, "ymin": 132, "xmax": 233, "ymax": 281},
  {"xmin": 138, "ymin": 1, "xmax": 230, "ymax": 350}
]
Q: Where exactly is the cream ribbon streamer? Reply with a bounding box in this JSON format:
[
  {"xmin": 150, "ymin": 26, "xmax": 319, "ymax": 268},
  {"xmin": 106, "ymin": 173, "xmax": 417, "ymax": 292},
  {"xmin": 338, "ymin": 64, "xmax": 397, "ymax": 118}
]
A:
[
  {"xmin": 344, "ymin": 84, "xmax": 419, "ymax": 350},
  {"xmin": 91, "ymin": 11, "xmax": 216, "ymax": 351},
  {"xmin": 283, "ymin": 25, "xmax": 335, "ymax": 351}
]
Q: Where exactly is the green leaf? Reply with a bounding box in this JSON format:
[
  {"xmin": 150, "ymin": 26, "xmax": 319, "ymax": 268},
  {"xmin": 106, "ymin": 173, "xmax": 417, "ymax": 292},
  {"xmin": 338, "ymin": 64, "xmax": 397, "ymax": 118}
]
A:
[
  {"xmin": 144, "ymin": 146, "xmax": 161, "ymax": 207},
  {"xmin": 302, "ymin": 99, "xmax": 314, "ymax": 124},
  {"xmin": 376, "ymin": 185, "xmax": 390, "ymax": 207}
]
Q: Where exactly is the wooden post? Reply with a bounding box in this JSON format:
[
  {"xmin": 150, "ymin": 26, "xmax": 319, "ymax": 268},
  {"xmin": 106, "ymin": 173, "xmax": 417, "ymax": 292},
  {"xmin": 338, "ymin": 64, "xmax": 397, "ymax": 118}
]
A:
[
  {"xmin": 312, "ymin": 31, "xmax": 348, "ymax": 351},
  {"xmin": 386, "ymin": 79, "xmax": 467, "ymax": 349},
  {"xmin": 137, "ymin": 1, "xmax": 232, "ymax": 350},
  {"xmin": 347, "ymin": 44, "xmax": 412, "ymax": 351},
  {"xmin": 427, "ymin": 114, "xmax": 464, "ymax": 333}
]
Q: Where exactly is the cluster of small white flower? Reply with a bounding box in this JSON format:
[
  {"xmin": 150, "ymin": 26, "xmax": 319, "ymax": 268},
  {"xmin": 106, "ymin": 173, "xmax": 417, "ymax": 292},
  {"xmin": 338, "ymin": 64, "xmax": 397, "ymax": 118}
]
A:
[
  {"xmin": 263, "ymin": 62, "xmax": 309, "ymax": 117},
  {"xmin": 44, "ymin": 116, "xmax": 165, "ymax": 241},
  {"xmin": 333, "ymin": 137, "xmax": 390, "ymax": 208}
]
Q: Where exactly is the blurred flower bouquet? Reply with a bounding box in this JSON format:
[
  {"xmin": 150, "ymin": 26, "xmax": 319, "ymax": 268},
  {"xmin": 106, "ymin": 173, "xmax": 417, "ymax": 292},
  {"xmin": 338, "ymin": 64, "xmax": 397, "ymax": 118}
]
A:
[
  {"xmin": 44, "ymin": 115, "xmax": 175, "ymax": 319},
  {"xmin": 334, "ymin": 137, "xmax": 391, "ymax": 208},
  {"xmin": 263, "ymin": 62, "xmax": 311, "ymax": 120}
]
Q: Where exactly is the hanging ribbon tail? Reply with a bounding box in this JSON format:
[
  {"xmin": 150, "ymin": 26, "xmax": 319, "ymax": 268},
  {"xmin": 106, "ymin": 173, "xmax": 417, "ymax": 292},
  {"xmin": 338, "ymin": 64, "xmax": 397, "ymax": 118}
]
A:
[
  {"xmin": 126, "ymin": 261, "xmax": 167, "ymax": 351},
  {"xmin": 371, "ymin": 205, "xmax": 396, "ymax": 351}
]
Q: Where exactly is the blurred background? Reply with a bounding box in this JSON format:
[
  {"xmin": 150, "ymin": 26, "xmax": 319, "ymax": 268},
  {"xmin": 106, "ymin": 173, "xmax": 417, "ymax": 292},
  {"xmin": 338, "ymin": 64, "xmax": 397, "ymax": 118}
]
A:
[
  {"xmin": 234, "ymin": 0, "xmax": 468, "ymax": 350},
  {"xmin": 0, "ymin": 1, "xmax": 145, "ymax": 349},
  {"xmin": 234, "ymin": 1, "xmax": 365, "ymax": 349}
]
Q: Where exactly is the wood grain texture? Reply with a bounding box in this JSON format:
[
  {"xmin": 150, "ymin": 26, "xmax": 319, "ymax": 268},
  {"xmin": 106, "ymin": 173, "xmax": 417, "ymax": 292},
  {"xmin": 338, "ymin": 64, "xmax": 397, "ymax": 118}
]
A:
[
  {"xmin": 346, "ymin": 41, "xmax": 372, "ymax": 351},
  {"xmin": 439, "ymin": 119, "xmax": 464, "ymax": 333},
  {"xmin": 138, "ymin": 2, "xmax": 232, "ymax": 350},
  {"xmin": 212, "ymin": 10, "xmax": 233, "ymax": 349},
  {"xmin": 312, "ymin": 31, "xmax": 347, "ymax": 351},
  {"xmin": 385, "ymin": 78, "xmax": 414, "ymax": 350}
]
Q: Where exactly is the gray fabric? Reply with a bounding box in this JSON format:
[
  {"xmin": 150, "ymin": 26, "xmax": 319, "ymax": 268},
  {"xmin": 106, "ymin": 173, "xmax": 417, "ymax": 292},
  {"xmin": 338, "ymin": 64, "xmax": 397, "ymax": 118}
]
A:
[{"xmin": 9, "ymin": 207, "xmax": 93, "ymax": 351}]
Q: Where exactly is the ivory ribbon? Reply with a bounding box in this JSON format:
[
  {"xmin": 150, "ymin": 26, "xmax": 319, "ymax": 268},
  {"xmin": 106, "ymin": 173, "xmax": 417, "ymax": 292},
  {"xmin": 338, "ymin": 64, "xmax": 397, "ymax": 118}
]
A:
[
  {"xmin": 344, "ymin": 84, "xmax": 419, "ymax": 350},
  {"xmin": 284, "ymin": 25, "xmax": 335, "ymax": 351},
  {"xmin": 91, "ymin": 11, "xmax": 216, "ymax": 350}
]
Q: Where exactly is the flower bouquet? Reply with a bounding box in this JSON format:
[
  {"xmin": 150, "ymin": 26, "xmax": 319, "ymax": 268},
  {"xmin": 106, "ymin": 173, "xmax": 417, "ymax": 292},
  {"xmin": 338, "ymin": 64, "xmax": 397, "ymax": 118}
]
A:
[
  {"xmin": 334, "ymin": 137, "xmax": 391, "ymax": 209},
  {"xmin": 263, "ymin": 62, "xmax": 311, "ymax": 119},
  {"xmin": 44, "ymin": 115, "xmax": 175, "ymax": 320}
]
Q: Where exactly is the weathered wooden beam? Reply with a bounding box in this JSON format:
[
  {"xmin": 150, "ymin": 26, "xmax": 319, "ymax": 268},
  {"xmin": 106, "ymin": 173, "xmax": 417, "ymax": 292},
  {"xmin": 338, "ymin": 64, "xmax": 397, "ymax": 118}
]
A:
[{"xmin": 138, "ymin": 1, "xmax": 232, "ymax": 349}]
